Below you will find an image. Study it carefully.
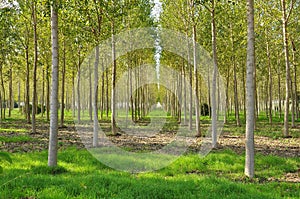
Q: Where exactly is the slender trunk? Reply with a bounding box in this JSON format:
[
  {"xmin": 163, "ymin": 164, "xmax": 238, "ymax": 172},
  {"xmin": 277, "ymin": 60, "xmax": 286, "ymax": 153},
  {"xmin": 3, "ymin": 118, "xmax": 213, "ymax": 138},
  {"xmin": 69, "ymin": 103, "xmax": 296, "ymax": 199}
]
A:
[
  {"xmin": 46, "ymin": 64, "xmax": 50, "ymax": 121},
  {"xmin": 211, "ymin": 0, "xmax": 217, "ymax": 147},
  {"xmin": 60, "ymin": 40, "xmax": 66, "ymax": 127},
  {"xmin": 187, "ymin": 32, "xmax": 193, "ymax": 131},
  {"xmin": 77, "ymin": 50, "xmax": 81, "ymax": 123},
  {"xmin": 8, "ymin": 65, "xmax": 13, "ymax": 117},
  {"xmin": 266, "ymin": 36, "xmax": 272, "ymax": 125},
  {"xmin": 89, "ymin": 57, "xmax": 93, "ymax": 122},
  {"xmin": 291, "ymin": 40, "xmax": 298, "ymax": 120},
  {"xmin": 32, "ymin": 1, "xmax": 38, "ymax": 134},
  {"xmin": 291, "ymin": 40, "xmax": 297, "ymax": 126},
  {"xmin": 101, "ymin": 58, "xmax": 105, "ymax": 120},
  {"xmin": 111, "ymin": 22, "xmax": 117, "ymax": 135},
  {"xmin": 48, "ymin": 2, "xmax": 59, "ymax": 167},
  {"xmin": 41, "ymin": 68, "xmax": 45, "ymax": 117},
  {"xmin": 0, "ymin": 65, "xmax": 5, "ymax": 120},
  {"xmin": 193, "ymin": 24, "xmax": 201, "ymax": 137},
  {"xmin": 224, "ymin": 64, "xmax": 230, "ymax": 124},
  {"xmin": 183, "ymin": 60, "xmax": 187, "ymax": 125},
  {"xmin": 278, "ymin": 60, "xmax": 282, "ymax": 118},
  {"xmin": 25, "ymin": 46, "xmax": 30, "ymax": 123},
  {"xmin": 106, "ymin": 65, "xmax": 109, "ymax": 119},
  {"xmin": 18, "ymin": 79, "xmax": 21, "ymax": 112},
  {"xmin": 93, "ymin": 46, "xmax": 99, "ymax": 147},
  {"xmin": 72, "ymin": 70, "xmax": 75, "ymax": 118},
  {"xmin": 231, "ymin": 23, "xmax": 240, "ymax": 126},
  {"xmin": 245, "ymin": 0, "xmax": 255, "ymax": 179},
  {"xmin": 282, "ymin": 0, "xmax": 291, "ymax": 137}
]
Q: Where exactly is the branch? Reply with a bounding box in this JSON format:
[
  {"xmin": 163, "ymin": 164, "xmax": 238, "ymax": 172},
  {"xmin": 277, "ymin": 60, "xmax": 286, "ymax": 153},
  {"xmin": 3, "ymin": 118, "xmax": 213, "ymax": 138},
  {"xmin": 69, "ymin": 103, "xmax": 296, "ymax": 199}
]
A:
[{"xmin": 286, "ymin": 0, "xmax": 296, "ymax": 22}]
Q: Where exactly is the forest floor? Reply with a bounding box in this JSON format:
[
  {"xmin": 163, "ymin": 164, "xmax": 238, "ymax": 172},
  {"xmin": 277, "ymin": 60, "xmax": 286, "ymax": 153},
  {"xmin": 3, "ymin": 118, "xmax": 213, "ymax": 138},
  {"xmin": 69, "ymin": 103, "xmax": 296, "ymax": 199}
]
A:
[{"xmin": 1, "ymin": 113, "xmax": 299, "ymax": 184}]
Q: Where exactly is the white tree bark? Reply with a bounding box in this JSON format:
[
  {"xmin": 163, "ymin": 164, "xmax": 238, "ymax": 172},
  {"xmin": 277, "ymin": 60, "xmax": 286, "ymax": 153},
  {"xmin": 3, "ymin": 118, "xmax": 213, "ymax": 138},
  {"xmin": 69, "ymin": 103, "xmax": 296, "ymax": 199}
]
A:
[
  {"xmin": 282, "ymin": 0, "xmax": 291, "ymax": 137},
  {"xmin": 211, "ymin": 0, "xmax": 217, "ymax": 148},
  {"xmin": 245, "ymin": 0, "xmax": 255, "ymax": 179},
  {"xmin": 48, "ymin": 1, "xmax": 59, "ymax": 167}
]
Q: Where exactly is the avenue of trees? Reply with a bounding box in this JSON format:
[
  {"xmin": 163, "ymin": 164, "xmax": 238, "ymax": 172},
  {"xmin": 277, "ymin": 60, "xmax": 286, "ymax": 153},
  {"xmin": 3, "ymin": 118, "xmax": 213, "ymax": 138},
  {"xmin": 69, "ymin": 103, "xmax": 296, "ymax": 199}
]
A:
[{"xmin": 0, "ymin": 0, "xmax": 299, "ymax": 179}]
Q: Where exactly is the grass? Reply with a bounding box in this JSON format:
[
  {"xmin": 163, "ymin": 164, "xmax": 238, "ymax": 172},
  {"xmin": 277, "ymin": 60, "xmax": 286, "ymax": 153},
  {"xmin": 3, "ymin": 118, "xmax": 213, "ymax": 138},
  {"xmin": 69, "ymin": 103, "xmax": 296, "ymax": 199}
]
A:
[
  {"xmin": 0, "ymin": 148, "xmax": 299, "ymax": 198},
  {"xmin": 0, "ymin": 135, "xmax": 35, "ymax": 143},
  {"xmin": 0, "ymin": 109, "xmax": 299, "ymax": 198}
]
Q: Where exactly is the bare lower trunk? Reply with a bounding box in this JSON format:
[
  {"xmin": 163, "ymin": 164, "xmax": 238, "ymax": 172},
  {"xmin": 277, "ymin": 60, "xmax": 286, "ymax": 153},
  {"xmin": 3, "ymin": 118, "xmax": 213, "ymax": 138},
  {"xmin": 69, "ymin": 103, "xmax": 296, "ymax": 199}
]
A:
[
  {"xmin": 93, "ymin": 46, "xmax": 99, "ymax": 147},
  {"xmin": 245, "ymin": 0, "xmax": 255, "ymax": 179},
  {"xmin": 211, "ymin": 0, "xmax": 217, "ymax": 147},
  {"xmin": 8, "ymin": 66, "xmax": 13, "ymax": 117},
  {"xmin": 266, "ymin": 37, "xmax": 272, "ymax": 125},
  {"xmin": 193, "ymin": 25, "xmax": 201, "ymax": 137},
  {"xmin": 111, "ymin": 23, "xmax": 117, "ymax": 135},
  {"xmin": 282, "ymin": 0, "xmax": 291, "ymax": 137},
  {"xmin": 48, "ymin": 3, "xmax": 59, "ymax": 167},
  {"xmin": 25, "ymin": 47, "xmax": 30, "ymax": 123},
  {"xmin": 60, "ymin": 40, "xmax": 66, "ymax": 127},
  {"xmin": 32, "ymin": 1, "xmax": 38, "ymax": 134}
]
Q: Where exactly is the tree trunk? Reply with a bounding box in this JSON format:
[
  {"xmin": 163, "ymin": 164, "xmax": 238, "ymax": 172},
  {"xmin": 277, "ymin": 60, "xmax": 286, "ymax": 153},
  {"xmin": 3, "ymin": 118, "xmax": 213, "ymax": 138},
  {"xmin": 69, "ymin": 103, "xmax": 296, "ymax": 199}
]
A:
[
  {"xmin": 266, "ymin": 36, "xmax": 272, "ymax": 125},
  {"xmin": 89, "ymin": 57, "xmax": 93, "ymax": 122},
  {"xmin": 231, "ymin": 23, "xmax": 240, "ymax": 126},
  {"xmin": 25, "ymin": 46, "xmax": 30, "ymax": 123},
  {"xmin": 111, "ymin": 22, "xmax": 117, "ymax": 135},
  {"xmin": 291, "ymin": 40, "xmax": 298, "ymax": 120},
  {"xmin": 60, "ymin": 40, "xmax": 66, "ymax": 127},
  {"xmin": 32, "ymin": 1, "xmax": 38, "ymax": 134},
  {"xmin": 93, "ymin": 46, "xmax": 99, "ymax": 147},
  {"xmin": 77, "ymin": 50, "xmax": 81, "ymax": 123},
  {"xmin": 192, "ymin": 24, "xmax": 201, "ymax": 137},
  {"xmin": 8, "ymin": 65, "xmax": 13, "ymax": 117},
  {"xmin": 282, "ymin": 0, "xmax": 291, "ymax": 137},
  {"xmin": 211, "ymin": 0, "xmax": 217, "ymax": 147},
  {"xmin": 48, "ymin": 2, "xmax": 59, "ymax": 167},
  {"xmin": 245, "ymin": 0, "xmax": 255, "ymax": 179},
  {"xmin": 46, "ymin": 64, "xmax": 50, "ymax": 121}
]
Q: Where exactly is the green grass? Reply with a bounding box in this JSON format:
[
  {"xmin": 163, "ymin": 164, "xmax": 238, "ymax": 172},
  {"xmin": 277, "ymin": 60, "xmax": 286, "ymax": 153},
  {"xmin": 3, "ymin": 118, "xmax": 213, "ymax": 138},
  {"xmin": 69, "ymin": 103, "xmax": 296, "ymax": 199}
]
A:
[
  {"xmin": 0, "ymin": 148, "xmax": 299, "ymax": 199},
  {"xmin": 0, "ymin": 135, "xmax": 35, "ymax": 143}
]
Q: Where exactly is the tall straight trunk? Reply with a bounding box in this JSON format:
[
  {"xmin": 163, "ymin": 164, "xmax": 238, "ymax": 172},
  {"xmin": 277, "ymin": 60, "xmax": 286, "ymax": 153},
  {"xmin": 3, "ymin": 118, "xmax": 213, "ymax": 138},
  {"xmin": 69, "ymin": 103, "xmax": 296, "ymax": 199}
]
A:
[
  {"xmin": 72, "ymin": 70, "xmax": 75, "ymax": 118},
  {"xmin": 242, "ymin": 63, "xmax": 246, "ymax": 120},
  {"xmin": 77, "ymin": 50, "xmax": 81, "ymax": 123},
  {"xmin": 32, "ymin": 1, "xmax": 38, "ymax": 134},
  {"xmin": 101, "ymin": 58, "xmax": 105, "ymax": 120},
  {"xmin": 8, "ymin": 65, "xmax": 13, "ymax": 117},
  {"xmin": 111, "ymin": 22, "xmax": 117, "ymax": 135},
  {"xmin": 0, "ymin": 65, "xmax": 5, "ymax": 120},
  {"xmin": 60, "ymin": 40, "xmax": 66, "ymax": 127},
  {"xmin": 282, "ymin": 0, "xmax": 291, "ymax": 137},
  {"xmin": 41, "ymin": 68, "xmax": 45, "ymax": 117},
  {"xmin": 266, "ymin": 36, "xmax": 272, "ymax": 125},
  {"xmin": 89, "ymin": 58, "xmax": 93, "ymax": 122},
  {"xmin": 277, "ymin": 60, "xmax": 282, "ymax": 118},
  {"xmin": 106, "ymin": 66, "xmax": 109, "ymax": 119},
  {"xmin": 231, "ymin": 23, "xmax": 240, "ymax": 126},
  {"xmin": 25, "ymin": 46, "xmax": 30, "ymax": 123},
  {"xmin": 183, "ymin": 61, "xmax": 187, "ymax": 125},
  {"xmin": 291, "ymin": 40, "xmax": 298, "ymax": 120},
  {"xmin": 18, "ymin": 79, "xmax": 21, "ymax": 112},
  {"xmin": 93, "ymin": 46, "xmax": 99, "ymax": 147},
  {"xmin": 193, "ymin": 24, "xmax": 201, "ymax": 137},
  {"xmin": 48, "ymin": 2, "xmax": 59, "ymax": 167},
  {"xmin": 46, "ymin": 64, "xmax": 50, "ymax": 121},
  {"xmin": 187, "ymin": 32, "xmax": 193, "ymax": 131},
  {"xmin": 224, "ymin": 65, "xmax": 230, "ymax": 124},
  {"xmin": 245, "ymin": 0, "xmax": 255, "ymax": 179},
  {"xmin": 211, "ymin": 0, "xmax": 217, "ymax": 147}
]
